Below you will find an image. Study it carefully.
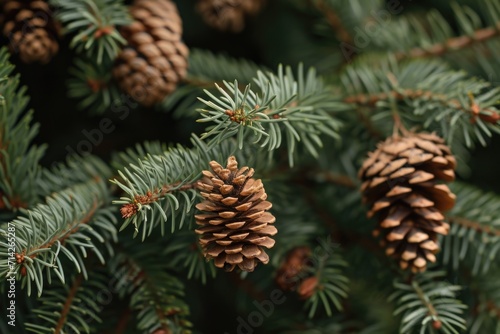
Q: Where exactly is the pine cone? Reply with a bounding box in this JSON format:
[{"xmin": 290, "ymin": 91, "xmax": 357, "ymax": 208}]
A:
[
  {"xmin": 0, "ymin": 0, "xmax": 59, "ymax": 64},
  {"xmin": 195, "ymin": 156, "xmax": 277, "ymax": 272},
  {"xmin": 113, "ymin": 0, "xmax": 189, "ymax": 107},
  {"xmin": 359, "ymin": 132, "xmax": 456, "ymax": 273},
  {"xmin": 196, "ymin": 0, "xmax": 265, "ymax": 33},
  {"xmin": 275, "ymin": 246, "xmax": 312, "ymax": 291}
]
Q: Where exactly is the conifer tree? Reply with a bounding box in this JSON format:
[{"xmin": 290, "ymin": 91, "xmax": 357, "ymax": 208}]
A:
[{"xmin": 1, "ymin": 0, "xmax": 500, "ymax": 333}]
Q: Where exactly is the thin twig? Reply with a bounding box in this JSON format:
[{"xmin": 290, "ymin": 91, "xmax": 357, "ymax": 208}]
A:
[
  {"xmin": 314, "ymin": 0, "xmax": 353, "ymax": 45},
  {"xmin": 344, "ymin": 89, "xmax": 500, "ymax": 124},
  {"xmin": 395, "ymin": 24, "xmax": 500, "ymax": 60},
  {"xmin": 55, "ymin": 275, "xmax": 84, "ymax": 334},
  {"xmin": 449, "ymin": 216, "xmax": 500, "ymax": 237}
]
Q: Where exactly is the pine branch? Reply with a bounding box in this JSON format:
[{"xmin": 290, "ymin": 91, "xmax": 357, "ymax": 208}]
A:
[
  {"xmin": 442, "ymin": 182, "xmax": 500, "ymax": 275},
  {"xmin": 162, "ymin": 230, "xmax": 216, "ymax": 284},
  {"xmin": 109, "ymin": 235, "xmax": 192, "ymax": 333},
  {"xmin": 395, "ymin": 23, "xmax": 500, "ymax": 61},
  {"xmin": 198, "ymin": 64, "xmax": 345, "ymax": 165},
  {"xmin": 390, "ymin": 270, "xmax": 467, "ymax": 334},
  {"xmin": 25, "ymin": 271, "xmax": 109, "ymax": 333},
  {"xmin": 340, "ymin": 57, "xmax": 500, "ymax": 148},
  {"xmin": 344, "ymin": 88, "xmax": 500, "ymax": 125},
  {"xmin": 366, "ymin": 1, "xmax": 500, "ymax": 65},
  {"xmin": 0, "ymin": 176, "xmax": 116, "ymax": 296},
  {"xmin": 0, "ymin": 47, "xmax": 46, "ymax": 210},
  {"xmin": 38, "ymin": 155, "xmax": 113, "ymax": 197},
  {"xmin": 111, "ymin": 135, "xmax": 238, "ymax": 239},
  {"xmin": 50, "ymin": 0, "xmax": 131, "ymax": 64},
  {"xmin": 185, "ymin": 48, "xmax": 269, "ymax": 87},
  {"xmin": 111, "ymin": 141, "xmax": 169, "ymax": 171},
  {"xmin": 304, "ymin": 237, "xmax": 349, "ymax": 318},
  {"xmin": 67, "ymin": 57, "xmax": 121, "ymax": 115}
]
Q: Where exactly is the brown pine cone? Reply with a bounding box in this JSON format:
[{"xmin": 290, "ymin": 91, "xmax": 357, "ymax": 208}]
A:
[
  {"xmin": 359, "ymin": 132, "xmax": 456, "ymax": 273},
  {"xmin": 0, "ymin": 0, "xmax": 59, "ymax": 64},
  {"xmin": 195, "ymin": 156, "xmax": 277, "ymax": 272},
  {"xmin": 196, "ymin": 0, "xmax": 265, "ymax": 33},
  {"xmin": 113, "ymin": 0, "xmax": 189, "ymax": 107},
  {"xmin": 275, "ymin": 246, "xmax": 312, "ymax": 291}
]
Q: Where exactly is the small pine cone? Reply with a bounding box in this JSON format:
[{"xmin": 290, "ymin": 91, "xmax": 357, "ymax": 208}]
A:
[
  {"xmin": 195, "ymin": 156, "xmax": 277, "ymax": 272},
  {"xmin": 113, "ymin": 0, "xmax": 189, "ymax": 107},
  {"xmin": 0, "ymin": 0, "xmax": 59, "ymax": 64},
  {"xmin": 196, "ymin": 0, "xmax": 265, "ymax": 33},
  {"xmin": 275, "ymin": 246, "xmax": 312, "ymax": 291},
  {"xmin": 359, "ymin": 132, "xmax": 456, "ymax": 273}
]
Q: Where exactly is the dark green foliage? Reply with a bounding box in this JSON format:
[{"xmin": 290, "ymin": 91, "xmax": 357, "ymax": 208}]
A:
[{"xmin": 2, "ymin": 0, "xmax": 500, "ymax": 333}]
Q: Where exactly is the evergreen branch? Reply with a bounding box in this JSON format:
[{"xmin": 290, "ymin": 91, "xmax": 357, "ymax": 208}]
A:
[
  {"xmin": 198, "ymin": 64, "xmax": 345, "ymax": 166},
  {"xmin": 267, "ymin": 181, "xmax": 326, "ymax": 267},
  {"xmin": 111, "ymin": 135, "xmax": 237, "ymax": 239},
  {"xmin": 185, "ymin": 48, "xmax": 270, "ymax": 87},
  {"xmin": 304, "ymin": 237, "xmax": 349, "ymax": 318},
  {"xmin": 38, "ymin": 155, "xmax": 113, "ymax": 197},
  {"xmin": 162, "ymin": 230, "xmax": 216, "ymax": 284},
  {"xmin": 0, "ymin": 177, "xmax": 116, "ymax": 296},
  {"xmin": 161, "ymin": 49, "xmax": 268, "ymax": 118},
  {"xmin": 468, "ymin": 273, "xmax": 500, "ymax": 334},
  {"xmin": 111, "ymin": 141, "xmax": 168, "ymax": 171},
  {"xmin": 366, "ymin": 1, "xmax": 500, "ymax": 64},
  {"xmin": 25, "ymin": 271, "xmax": 108, "ymax": 334},
  {"xmin": 50, "ymin": 0, "xmax": 131, "ymax": 64},
  {"xmin": 67, "ymin": 58, "xmax": 121, "ymax": 115},
  {"xmin": 395, "ymin": 23, "xmax": 500, "ymax": 61},
  {"xmin": 442, "ymin": 182, "xmax": 500, "ymax": 275},
  {"xmin": 0, "ymin": 47, "xmax": 46, "ymax": 209},
  {"xmin": 340, "ymin": 57, "xmax": 500, "ymax": 148},
  {"xmin": 55, "ymin": 275, "xmax": 83, "ymax": 334},
  {"xmin": 344, "ymin": 88, "xmax": 500, "ymax": 125},
  {"xmin": 110, "ymin": 236, "xmax": 192, "ymax": 333},
  {"xmin": 390, "ymin": 271, "xmax": 467, "ymax": 334}
]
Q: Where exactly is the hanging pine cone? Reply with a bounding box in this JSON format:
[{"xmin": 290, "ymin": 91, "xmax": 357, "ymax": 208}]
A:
[
  {"xmin": 359, "ymin": 131, "xmax": 456, "ymax": 273},
  {"xmin": 0, "ymin": 0, "xmax": 59, "ymax": 64},
  {"xmin": 195, "ymin": 156, "xmax": 277, "ymax": 272},
  {"xmin": 196, "ymin": 0, "xmax": 265, "ymax": 33},
  {"xmin": 113, "ymin": 0, "xmax": 189, "ymax": 107},
  {"xmin": 275, "ymin": 246, "xmax": 312, "ymax": 291}
]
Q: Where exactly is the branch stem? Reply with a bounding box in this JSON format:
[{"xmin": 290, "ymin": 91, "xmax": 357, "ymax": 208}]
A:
[
  {"xmin": 396, "ymin": 24, "xmax": 500, "ymax": 60},
  {"xmin": 344, "ymin": 89, "xmax": 500, "ymax": 124},
  {"xmin": 55, "ymin": 275, "xmax": 83, "ymax": 334}
]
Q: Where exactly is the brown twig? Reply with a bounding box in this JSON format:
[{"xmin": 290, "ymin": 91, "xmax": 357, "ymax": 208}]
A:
[
  {"xmin": 55, "ymin": 275, "xmax": 84, "ymax": 334},
  {"xmin": 314, "ymin": 0, "xmax": 353, "ymax": 45},
  {"xmin": 120, "ymin": 182, "xmax": 197, "ymax": 219},
  {"xmin": 395, "ymin": 24, "xmax": 500, "ymax": 60},
  {"xmin": 449, "ymin": 216, "xmax": 500, "ymax": 237},
  {"xmin": 114, "ymin": 308, "xmax": 132, "ymax": 334},
  {"xmin": 343, "ymin": 89, "xmax": 500, "ymax": 124},
  {"xmin": 313, "ymin": 170, "xmax": 357, "ymax": 189}
]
